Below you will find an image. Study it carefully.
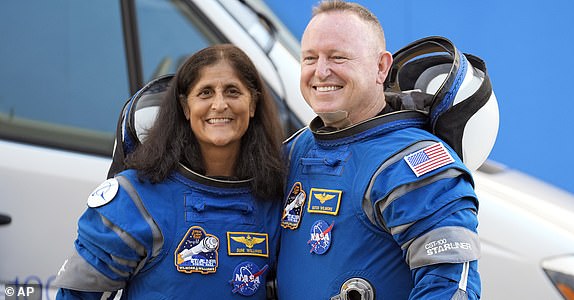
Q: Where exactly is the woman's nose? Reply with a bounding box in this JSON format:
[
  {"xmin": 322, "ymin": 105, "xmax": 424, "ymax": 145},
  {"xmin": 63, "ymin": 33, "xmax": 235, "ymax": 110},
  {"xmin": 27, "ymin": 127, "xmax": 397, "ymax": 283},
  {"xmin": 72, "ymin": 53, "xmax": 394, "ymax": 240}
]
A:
[{"xmin": 211, "ymin": 93, "xmax": 228, "ymax": 111}]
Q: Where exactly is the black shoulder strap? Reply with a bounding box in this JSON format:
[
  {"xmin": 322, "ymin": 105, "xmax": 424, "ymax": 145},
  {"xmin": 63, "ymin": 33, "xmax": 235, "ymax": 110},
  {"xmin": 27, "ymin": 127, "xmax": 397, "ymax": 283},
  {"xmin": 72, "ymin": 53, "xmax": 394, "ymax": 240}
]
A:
[{"xmin": 107, "ymin": 99, "xmax": 131, "ymax": 179}]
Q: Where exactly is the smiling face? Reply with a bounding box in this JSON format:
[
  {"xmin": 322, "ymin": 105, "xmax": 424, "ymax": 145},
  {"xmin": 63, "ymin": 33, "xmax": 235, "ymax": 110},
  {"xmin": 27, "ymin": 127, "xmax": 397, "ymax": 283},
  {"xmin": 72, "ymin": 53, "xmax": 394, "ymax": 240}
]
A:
[
  {"xmin": 182, "ymin": 61, "xmax": 255, "ymax": 154},
  {"xmin": 300, "ymin": 11, "xmax": 392, "ymax": 125}
]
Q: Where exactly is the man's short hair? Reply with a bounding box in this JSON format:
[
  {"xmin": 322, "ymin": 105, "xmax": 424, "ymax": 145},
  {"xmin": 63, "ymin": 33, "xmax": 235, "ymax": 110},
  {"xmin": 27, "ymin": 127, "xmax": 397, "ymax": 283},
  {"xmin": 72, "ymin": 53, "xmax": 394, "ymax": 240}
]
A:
[{"xmin": 312, "ymin": 0, "xmax": 386, "ymax": 48}]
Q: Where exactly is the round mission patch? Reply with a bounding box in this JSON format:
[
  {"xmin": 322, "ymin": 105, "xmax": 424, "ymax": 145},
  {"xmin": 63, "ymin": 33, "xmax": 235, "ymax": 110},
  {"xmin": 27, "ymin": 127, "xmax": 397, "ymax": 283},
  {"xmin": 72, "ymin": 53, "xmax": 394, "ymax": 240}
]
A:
[{"xmin": 87, "ymin": 178, "xmax": 119, "ymax": 208}]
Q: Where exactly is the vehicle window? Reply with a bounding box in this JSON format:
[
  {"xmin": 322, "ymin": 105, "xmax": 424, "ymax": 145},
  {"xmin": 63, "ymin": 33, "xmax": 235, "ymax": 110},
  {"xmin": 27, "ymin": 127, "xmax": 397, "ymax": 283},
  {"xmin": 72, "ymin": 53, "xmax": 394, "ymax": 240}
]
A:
[
  {"xmin": 0, "ymin": 0, "xmax": 301, "ymax": 157},
  {"xmin": 0, "ymin": 0, "xmax": 128, "ymax": 155},
  {"xmin": 136, "ymin": 0, "xmax": 303, "ymax": 136},
  {"xmin": 136, "ymin": 0, "xmax": 223, "ymax": 81}
]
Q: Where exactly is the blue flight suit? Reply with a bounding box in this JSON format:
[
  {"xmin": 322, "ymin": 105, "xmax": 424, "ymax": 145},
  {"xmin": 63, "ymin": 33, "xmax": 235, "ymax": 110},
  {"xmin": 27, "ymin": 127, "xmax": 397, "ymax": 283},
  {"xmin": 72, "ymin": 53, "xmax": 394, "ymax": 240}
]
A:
[
  {"xmin": 53, "ymin": 166, "xmax": 281, "ymax": 299},
  {"xmin": 277, "ymin": 107, "xmax": 481, "ymax": 299}
]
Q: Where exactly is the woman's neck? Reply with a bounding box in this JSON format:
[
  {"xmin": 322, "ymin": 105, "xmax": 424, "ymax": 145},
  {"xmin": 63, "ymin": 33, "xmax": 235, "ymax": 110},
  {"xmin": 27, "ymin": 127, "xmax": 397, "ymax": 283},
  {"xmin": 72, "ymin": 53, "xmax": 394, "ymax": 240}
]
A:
[{"xmin": 200, "ymin": 145, "xmax": 240, "ymax": 177}]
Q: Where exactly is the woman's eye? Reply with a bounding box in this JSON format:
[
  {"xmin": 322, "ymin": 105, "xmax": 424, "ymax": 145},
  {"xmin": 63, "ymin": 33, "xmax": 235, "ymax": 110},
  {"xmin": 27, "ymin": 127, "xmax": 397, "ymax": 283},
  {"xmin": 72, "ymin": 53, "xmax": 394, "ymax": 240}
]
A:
[
  {"xmin": 198, "ymin": 89, "xmax": 213, "ymax": 98},
  {"xmin": 226, "ymin": 88, "xmax": 241, "ymax": 97}
]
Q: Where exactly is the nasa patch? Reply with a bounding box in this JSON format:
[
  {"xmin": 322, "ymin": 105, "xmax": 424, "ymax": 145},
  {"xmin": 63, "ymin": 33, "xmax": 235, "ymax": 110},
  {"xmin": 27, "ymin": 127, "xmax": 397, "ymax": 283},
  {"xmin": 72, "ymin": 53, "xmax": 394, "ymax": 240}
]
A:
[
  {"xmin": 87, "ymin": 178, "xmax": 119, "ymax": 208},
  {"xmin": 308, "ymin": 220, "xmax": 334, "ymax": 255},
  {"xmin": 229, "ymin": 261, "xmax": 268, "ymax": 296},
  {"xmin": 175, "ymin": 226, "xmax": 219, "ymax": 274}
]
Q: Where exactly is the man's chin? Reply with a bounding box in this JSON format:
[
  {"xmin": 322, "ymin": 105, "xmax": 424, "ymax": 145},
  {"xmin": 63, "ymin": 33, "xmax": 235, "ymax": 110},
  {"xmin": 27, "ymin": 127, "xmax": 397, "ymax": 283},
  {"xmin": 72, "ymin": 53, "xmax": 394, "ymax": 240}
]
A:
[
  {"xmin": 310, "ymin": 102, "xmax": 341, "ymax": 114},
  {"xmin": 315, "ymin": 110, "xmax": 352, "ymax": 129}
]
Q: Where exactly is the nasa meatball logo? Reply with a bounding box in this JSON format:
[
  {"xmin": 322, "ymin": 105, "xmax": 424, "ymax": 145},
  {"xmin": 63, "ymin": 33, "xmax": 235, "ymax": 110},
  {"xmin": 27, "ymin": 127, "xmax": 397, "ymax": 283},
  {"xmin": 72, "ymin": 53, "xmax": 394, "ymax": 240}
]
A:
[
  {"xmin": 229, "ymin": 261, "xmax": 268, "ymax": 296},
  {"xmin": 308, "ymin": 220, "xmax": 334, "ymax": 255}
]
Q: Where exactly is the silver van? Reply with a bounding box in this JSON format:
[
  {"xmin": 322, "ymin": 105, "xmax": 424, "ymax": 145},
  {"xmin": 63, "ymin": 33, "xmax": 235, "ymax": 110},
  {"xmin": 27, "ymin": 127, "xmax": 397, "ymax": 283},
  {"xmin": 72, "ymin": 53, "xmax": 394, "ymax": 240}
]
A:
[{"xmin": 1, "ymin": 0, "xmax": 573, "ymax": 299}]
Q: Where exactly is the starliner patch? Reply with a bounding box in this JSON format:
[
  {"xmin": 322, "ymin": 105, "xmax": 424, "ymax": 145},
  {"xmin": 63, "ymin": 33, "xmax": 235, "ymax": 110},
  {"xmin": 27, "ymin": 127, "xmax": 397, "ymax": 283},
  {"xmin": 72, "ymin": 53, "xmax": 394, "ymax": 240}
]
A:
[
  {"xmin": 308, "ymin": 220, "xmax": 334, "ymax": 255},
  {"xmin": 307, "ymin": 188, "xmax": 342, "ymax": 215},
  {"xmin": 425, "ymin": 238, "xmax": 473, "ymax": 256},
  {"xmin": 175, "ymin": 226, "xmax": 219, "ymax": 274},
  {"xmin": 229, "ymin": 261, "xmax": 268, "ymax": 296},
  {"xmin": 404, "ymin": 142, "xmax": 454, "ymax": 177},
  {"xmin": 281, "ymin": 182, "xmax": 306, "ymax": 230},
  {"xmin": 87, "ymin": 178, "xmax": 119, "ymax": 208},
  {"xmin": 227, "ymin": 232, "xmax": 269, "ymax": 257}
]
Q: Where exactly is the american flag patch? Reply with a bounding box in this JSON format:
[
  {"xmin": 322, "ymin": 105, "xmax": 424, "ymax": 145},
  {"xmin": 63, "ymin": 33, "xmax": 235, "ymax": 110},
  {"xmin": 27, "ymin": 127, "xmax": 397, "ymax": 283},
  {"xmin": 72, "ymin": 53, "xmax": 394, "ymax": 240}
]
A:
[{"xmin": 404, "ymin": 142, "xmax": 454, "ymax": 177}]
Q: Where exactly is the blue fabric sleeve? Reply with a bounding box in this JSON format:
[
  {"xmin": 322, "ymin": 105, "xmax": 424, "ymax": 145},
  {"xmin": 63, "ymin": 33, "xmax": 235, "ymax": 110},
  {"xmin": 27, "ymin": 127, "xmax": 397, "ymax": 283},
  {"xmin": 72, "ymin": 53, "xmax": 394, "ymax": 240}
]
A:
[
  {"xmin": 402, "ymin": 207, "xmax": 481, "ymax": 299},
  {"xmin": 53, "ymin": 177, "xmax": 154, "ymax": 292},
  {"xmin": 76, "ymin": 209, "xmax": 142, "ymax": 279},
  {"xmin": 410, "ymin": 261, "xmax": 481, "ymax": 300},
  {"xmin": 379, "ymin": 166, "xmax": 481, "ymax": 298}
]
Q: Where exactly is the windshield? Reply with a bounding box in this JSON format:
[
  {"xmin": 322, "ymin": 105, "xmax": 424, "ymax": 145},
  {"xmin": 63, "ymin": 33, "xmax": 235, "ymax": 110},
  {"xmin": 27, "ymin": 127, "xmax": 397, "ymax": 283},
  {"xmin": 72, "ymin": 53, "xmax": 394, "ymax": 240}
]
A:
[{"xmin": 217, "ymin": 0, "xmax": 301, "ymax": 59}]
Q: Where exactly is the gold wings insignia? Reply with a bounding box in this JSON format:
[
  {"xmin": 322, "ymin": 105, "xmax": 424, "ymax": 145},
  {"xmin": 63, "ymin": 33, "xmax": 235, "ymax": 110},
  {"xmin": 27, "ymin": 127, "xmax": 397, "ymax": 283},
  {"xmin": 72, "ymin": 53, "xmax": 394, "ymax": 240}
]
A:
[
  {"xmin": 231, "ymin": 235, "xmax": 266, "ymax": 248},
  {"xmin": 315, "ymin": 193, "xmax": 335, "ymax": 204}
]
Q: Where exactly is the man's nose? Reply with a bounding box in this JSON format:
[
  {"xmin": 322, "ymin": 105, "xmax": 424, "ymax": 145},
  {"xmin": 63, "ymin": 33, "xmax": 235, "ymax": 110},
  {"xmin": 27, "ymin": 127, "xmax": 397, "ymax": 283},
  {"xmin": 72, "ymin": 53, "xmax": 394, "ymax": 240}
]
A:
[{"xmin": 315, "ymin": 57, "xmax": 331, "ymax": 79}]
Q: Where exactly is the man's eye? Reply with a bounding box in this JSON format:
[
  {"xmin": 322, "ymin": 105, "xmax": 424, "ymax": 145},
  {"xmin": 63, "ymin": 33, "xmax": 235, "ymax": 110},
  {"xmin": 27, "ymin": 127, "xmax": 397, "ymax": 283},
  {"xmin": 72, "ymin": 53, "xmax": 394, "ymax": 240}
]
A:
[
  {"xmin": 302, "ymin": 56, "xmax": 317, "ymax": 64},
  {"xmin": 332, "ymin": 56, "xmax": 347, "ymax": 63}
]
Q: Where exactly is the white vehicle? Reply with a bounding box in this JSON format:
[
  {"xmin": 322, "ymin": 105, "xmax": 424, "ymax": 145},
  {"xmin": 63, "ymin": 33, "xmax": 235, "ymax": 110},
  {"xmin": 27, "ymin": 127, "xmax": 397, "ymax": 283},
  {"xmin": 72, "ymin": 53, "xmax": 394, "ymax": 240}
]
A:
[{"xmin": 1, "ymin": 0, "xmax": 573, "ymax": 299}]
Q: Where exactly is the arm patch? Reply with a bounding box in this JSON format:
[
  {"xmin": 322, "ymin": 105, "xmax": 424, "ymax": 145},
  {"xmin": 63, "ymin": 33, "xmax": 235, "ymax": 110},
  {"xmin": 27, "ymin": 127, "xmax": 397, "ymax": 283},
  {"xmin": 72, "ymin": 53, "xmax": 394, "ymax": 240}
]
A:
[{"xmin": 406, "ymin": 226, "xmax": 480, "ymax": 269}]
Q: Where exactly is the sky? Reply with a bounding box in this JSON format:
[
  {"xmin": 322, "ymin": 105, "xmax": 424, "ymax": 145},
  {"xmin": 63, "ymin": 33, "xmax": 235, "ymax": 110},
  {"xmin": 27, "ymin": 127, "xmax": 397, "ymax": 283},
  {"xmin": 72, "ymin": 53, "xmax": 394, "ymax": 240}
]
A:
[{"xmin": 264, "ymin": 0, "xmax": 574, "ymax": 195}]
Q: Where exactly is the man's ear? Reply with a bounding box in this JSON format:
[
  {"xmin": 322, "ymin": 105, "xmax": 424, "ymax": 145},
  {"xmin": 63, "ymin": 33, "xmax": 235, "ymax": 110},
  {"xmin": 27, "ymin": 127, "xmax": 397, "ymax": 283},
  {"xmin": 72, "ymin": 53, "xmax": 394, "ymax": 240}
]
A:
[{"xmin": 377, "ymin": 51, "xmax": 393, "ymax": 84}]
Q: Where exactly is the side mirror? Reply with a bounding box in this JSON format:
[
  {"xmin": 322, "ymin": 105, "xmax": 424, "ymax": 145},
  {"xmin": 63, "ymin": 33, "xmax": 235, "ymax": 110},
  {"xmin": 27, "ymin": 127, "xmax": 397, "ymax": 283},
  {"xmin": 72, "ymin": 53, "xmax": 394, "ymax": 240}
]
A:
[{"xmin": 0, "ymin": 213, "xmax": 12, "ymax": 225}]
